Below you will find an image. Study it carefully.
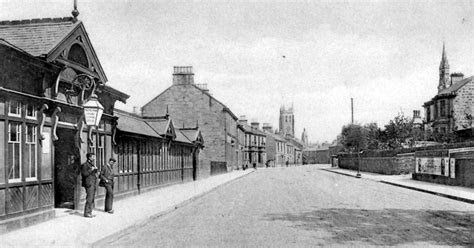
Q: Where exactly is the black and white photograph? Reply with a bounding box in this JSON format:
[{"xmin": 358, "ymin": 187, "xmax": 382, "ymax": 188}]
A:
[{"xmin": 0, "ymin": 0, "xmax": 473, "ymax": 247}]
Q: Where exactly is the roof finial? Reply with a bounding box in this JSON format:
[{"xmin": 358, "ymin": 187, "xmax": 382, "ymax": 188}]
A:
[
  {"xmin": 72, "ymin": 0, "xmax": 80, "ymax": 23},
  {"xmin": 196, "ymin": 119, "xmax": 199, "ymax": 129}
]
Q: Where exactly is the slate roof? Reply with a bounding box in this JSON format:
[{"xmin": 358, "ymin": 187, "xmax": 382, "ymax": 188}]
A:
[
  {"xmin": 180, "ymin": 129, "xmax": 201, "ymax": 142},
  {"xmin": 115, "ymin": 110, "xmax": 162, "ymax": 138},
  {"xmin": 146, "ymin": 119, "xmax": 170, "ymax": 136},
  {"xmin": 174, "ymin": 130, "xmax": 191, "ymax": 143},
  {"xmin": 265, "ymin": 132, "xmax": 286, "ymax": 142},
  {"xmin": 240, "ymin": 123, "xmax": 266, "ymax": 136},
  {"xmin": 438, "ymin": 76, "xmax": 474, "ymax": 95},
  {"xmin": 0, "ymin": 17, "xmax": 77, "ymax": 56},
  {"xmin": 143, "ymin": 84, "xmax": 239, "ymax": 120}
]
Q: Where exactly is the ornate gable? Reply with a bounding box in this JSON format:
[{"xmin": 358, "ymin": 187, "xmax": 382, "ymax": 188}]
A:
[
  {"xmin": 166, "ymin": 120, "xmax": 177, "ymax": 140},
  {"xmin": 47, "ymin": 21, "xmax": 107, "ymax": 84}
]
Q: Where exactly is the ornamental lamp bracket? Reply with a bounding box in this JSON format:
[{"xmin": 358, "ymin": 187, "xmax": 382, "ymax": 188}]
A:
[{"xmin": 71, "ymin": 74, "xmax": 104, "ymax": 127}]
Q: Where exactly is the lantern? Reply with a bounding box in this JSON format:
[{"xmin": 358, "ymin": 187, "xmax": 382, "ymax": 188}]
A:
[{"xmin": 83, "ymin": 93, "xmax": 104, "ymax": 126}]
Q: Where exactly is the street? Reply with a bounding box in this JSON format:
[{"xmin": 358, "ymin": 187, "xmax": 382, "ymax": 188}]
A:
[{"xmin": 95, "ymin": 165, "xmax": 473, "ymax": 247}]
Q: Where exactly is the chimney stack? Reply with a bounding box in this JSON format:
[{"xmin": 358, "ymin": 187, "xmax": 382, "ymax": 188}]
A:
[
  {"xmin": 239, "ymin": 115, "xmax": 248, "ymax": 125},
  {"xmin": 251, "ymin": 121, "xmax": 260, "ymax": 130},
  {"xmin": 450, "ymin": 72, "xmax": 464, "ymax": 87},
  {"xmin": 173, "ymin": 66, "xmax": 194, "ymax": 85},
  {"xmin": 262, "ymin": 123, "xmax": 273, "ymax": 133}
]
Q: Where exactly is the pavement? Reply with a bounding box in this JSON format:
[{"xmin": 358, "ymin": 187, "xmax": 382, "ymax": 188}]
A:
[
  {"xmin": 0, "ymin": 169, "xmax": 254, "ymax": 247},
  {"xmin": 320, "ymin": 165, "xmax": 474, "ymax": 204}
]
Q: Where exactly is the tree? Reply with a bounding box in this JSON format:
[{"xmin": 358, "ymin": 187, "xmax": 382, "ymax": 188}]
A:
[
  {"xmin": 383, "ymin": 112, "xmax": 416, "ymax": 149},
  {"xmin": 340, "ymin": 123, "xmax": 367, "ymax": 152},
  {"xmin": 364, "ymin": 122, "xmax": 382, "ymax": 150}
]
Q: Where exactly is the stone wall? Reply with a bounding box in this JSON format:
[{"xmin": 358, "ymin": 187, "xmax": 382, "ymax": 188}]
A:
[
  {"xmin": 303, "ymin": 149, "xmax": 330, "ymax": 164},
  {"xmin": 338, "ymin": 153, "xmax": 414, "ymax": 175}
]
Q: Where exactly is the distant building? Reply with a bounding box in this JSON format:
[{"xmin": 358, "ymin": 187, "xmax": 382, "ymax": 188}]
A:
[
  {"xmin": 262, "ymin": 123, "xmax": 286, "ymax": 167},
  {"xmin": 279, "ymin": 105, "xmax": 294, "ymax": 138},
  {"xmin": 239, "ymin": 117, "xmax": 266, "ymax": 168},
  {"xmin": 423, "ymin": 44, "xmax": 474, "ymax": 139},
  {"xmin": 413, "ymin": 110, "xmax": 423, "ymax": 129},
  {"xmin": 142, "ymin": 66, "xmax": 240, "ymax": 177}
]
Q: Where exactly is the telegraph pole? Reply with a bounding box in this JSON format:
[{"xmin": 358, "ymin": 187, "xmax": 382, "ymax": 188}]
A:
[{"xmin": 351, "ymin": 97, "xmax": 354, "ymax": 124}]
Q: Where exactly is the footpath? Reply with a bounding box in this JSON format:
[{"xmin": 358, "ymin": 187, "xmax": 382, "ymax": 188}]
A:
[
  {"xmin": 0, "ymin": 169, "xmax": 254, "ymax": 247},
  {"xmin": 321, "ymin": 166, "xmax": 474, "ymax": 204}
]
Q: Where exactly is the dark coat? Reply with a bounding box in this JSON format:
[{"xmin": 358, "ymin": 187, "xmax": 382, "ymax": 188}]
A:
[
  {"xmin": 81, "ymin": 160, "xmax": 98, "ymax": 188},
  {"xmin": 99, "ymin": 163, "xmax": 115, "ymax": 184}
]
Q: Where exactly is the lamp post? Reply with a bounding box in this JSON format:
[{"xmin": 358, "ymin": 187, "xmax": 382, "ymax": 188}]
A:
[{"xmin": 356, "ymin": 150, "xmax": 363, "ymax": 178}]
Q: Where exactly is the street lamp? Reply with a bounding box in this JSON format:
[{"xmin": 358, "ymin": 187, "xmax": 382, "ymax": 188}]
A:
[
  {"xmin": 356, "ymin": 150, "xmax": 363, "ymax": 178},
  {"xmin": 83, "ymin": 93, "xmax": 104, "ymax": 127}
]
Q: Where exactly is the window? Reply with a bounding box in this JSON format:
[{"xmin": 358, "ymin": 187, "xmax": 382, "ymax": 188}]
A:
[
  {"xmin": 26, "ymin": 104, "xmax": 37, "ymax": 119},
  {"xmin": 8, "ymin": 122, "xmax": 22, "ymax": 182},
  {"xmin": 8, "ymin": 100, "xmax": 21, "ymax": 117},
  {"xmin": 97, "ymin": 134, "xmax": 105, "ymax": 169},
  {"xmin": 440, "ymin": 100, "xmax": 446, "ymax": 117},
  {"xmin": 25, "ymin": 124, "xmax": 37, "ymax": 180}
]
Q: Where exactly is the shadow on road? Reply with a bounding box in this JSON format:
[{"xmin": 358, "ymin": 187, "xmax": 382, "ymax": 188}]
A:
[{"xmin": 264, "ymin": 208, "xmax": 474, "ymax": 246}]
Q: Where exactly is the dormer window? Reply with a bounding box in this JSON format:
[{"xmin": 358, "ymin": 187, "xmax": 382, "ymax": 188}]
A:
[{"xmin": 68, "ymin": 43, "xmax": 89, "ymax": 68}]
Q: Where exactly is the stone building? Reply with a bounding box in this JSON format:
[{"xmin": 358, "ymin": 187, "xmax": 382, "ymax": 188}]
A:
[
  {"xmin": 262, "ymin": 123, "xmax": 287, "ymax": 167},
  {"xmin": 238, "ymin": 117, "xmax": 266, "ymax": 168},
  {"xmin": 423, "ymin": 44, "xmax": 474, "ymax": 138},
  {"xmin": 142, "ymin": 66, "xmax": 240, "ymax": 176}
]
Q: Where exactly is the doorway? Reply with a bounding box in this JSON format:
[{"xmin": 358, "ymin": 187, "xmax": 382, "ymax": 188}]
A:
[
  {"xmin": 192, "ymin": 151, "xmax": 198, "ymax": 181},
  {"xmin": 54, "ymin": 128, "xmax": 80, "ymax": 209}
]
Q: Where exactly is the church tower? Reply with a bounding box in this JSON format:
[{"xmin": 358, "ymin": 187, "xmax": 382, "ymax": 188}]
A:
[
  {"xmin": 279, "ymin": 105, "xmax": 295, "ymax": 137},
  {"xmin": 438, "ymin": 43, "xmax": 450, "ymax": 92},
  {"xmin": 301, "ymin": 128, "xmax": 308, "ymax": 145}
]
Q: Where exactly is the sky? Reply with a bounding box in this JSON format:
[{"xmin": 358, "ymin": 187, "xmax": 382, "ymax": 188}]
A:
[{"xmin": 1, "ymin": 0, "xmax": 474, "ymax": 143}]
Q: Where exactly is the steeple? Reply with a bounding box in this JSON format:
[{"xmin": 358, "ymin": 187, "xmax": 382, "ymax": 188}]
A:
[{"xmin": 438, "ymin": 43, "xmax": 450, "ymax": 92}]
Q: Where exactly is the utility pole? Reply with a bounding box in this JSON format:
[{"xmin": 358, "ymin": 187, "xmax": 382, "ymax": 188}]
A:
[{"xmin": 351, "ymin": 97, "xmax": 354, "ymax": 124}]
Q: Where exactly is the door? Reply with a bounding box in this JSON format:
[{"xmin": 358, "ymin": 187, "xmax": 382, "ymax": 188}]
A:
[
  {"xmin": 54, "ymin": 128, "xmax": 80, "ymax": 209},
  {"xmin": 192, "ymin": 151, "xmax": 198, "ymax": 181}
]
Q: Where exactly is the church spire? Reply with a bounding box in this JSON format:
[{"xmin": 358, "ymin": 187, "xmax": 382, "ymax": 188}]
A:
[{"xmin": 438, "ymin": 43, "xmax": 450, "ymax": 92}]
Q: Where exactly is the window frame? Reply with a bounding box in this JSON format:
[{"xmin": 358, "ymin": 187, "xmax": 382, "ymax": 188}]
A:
[
  {"xmin": 8, "ymin": 122, "xmax": 22, "ymax": 183},
  {"xmin": 25, "ymin": 124, "xmax": 38, "ymax": 181},
  {"xmin": 25, "ymin": 104, "xmax": 37, "ymax": 120},
  {"xmin": 8, "ymin": 100, "xmax": 21, "ymax": 118}
]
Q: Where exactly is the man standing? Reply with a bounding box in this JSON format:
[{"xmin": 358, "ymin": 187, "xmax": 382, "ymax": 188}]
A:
[
  {"xmin": 81, "ymin": 153, "xmax": 98, "ymax": 218},
  {"xmin": 100, "ymin": 158, "xmax": 116, "ymax": 214}
]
